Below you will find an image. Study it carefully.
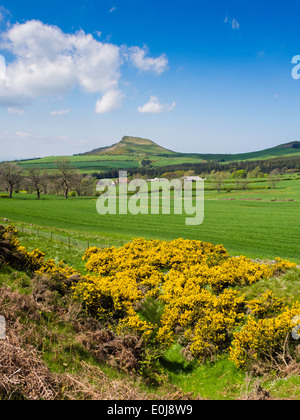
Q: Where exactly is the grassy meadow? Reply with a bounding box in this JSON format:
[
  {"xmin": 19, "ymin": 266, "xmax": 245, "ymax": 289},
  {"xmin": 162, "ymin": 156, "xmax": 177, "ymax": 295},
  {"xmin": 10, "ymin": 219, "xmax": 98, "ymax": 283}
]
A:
[
  {"xmin": 16, "ymin": 154, "xmax": 208, "ymax": 174},
  {"xmin": 1, "ymin": 175, "xmax": 300, "ymax": 264}
]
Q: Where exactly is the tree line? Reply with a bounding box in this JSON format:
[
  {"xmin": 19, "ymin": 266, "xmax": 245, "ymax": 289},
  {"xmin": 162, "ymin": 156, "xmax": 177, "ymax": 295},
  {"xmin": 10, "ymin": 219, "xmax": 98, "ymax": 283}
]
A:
[
  {"xmin": 1, "ymin": 155, "xmax": 298, "ymax": 198},
  {"xmin": 93, "ymin": 155, "xmax": 300, "ymax": 180},
  {"xmin": 0, "ymin": 161, "xmax": 96, "ymax": 199}
]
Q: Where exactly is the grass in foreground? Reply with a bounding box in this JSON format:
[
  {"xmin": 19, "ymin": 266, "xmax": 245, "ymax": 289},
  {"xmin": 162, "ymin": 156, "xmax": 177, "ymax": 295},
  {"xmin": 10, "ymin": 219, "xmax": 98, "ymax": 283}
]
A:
[{"xmin": 161, "ymin": 344, "xmax": 246, "ymax": 400}]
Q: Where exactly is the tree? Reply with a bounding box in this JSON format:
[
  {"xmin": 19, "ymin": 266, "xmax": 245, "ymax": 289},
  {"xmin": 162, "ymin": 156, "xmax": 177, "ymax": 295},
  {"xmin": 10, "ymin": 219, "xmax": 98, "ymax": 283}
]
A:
[
  {"xmin": 71, "ymin": 172, "xmax": 84, "ymax": 196},
  {"xmin": 247, "ymin": 166, "xmax": 262, "ymax": 179},
  {"xmin": 213, "ymin": 171, "xmax": 228, "ymax": 193},
  {"xmin": 141, "ymin": 159, "xmax": 152, "ymax": 167},
  {"xmin": 184, "ymin": 170, "xmax": 195, "ymax": 176},
  {"xmin": 234, "ymin": 169, "xmax": 247, "ymax": 179},
  {"xmin": 40, "ymin": 171, "xmax": 50, "ymax": 195},
  {"xmin": 81, "ymin": 175, "xmax": 96, "ymax": 196},
  {"xmin": 235, "ymin": 178, "xmax": 249, "ymax": 190},
  {"xmin": 51, "ymin": 174, "xmax": 63, "ymax": 196},
  {"xmin": 268, "ymin": 169, "xmax": 280, "ymax": 189},
  {"xmin": 0, "ymin": 163, "xmax": 23, "ymax": 198},
  {"xmin": 55, "ymin": 160, "xmax": 75, "ymax": 199},
  {"xmin": 27, "ymin": 167, "xmax": 44, "ymax": 199}
]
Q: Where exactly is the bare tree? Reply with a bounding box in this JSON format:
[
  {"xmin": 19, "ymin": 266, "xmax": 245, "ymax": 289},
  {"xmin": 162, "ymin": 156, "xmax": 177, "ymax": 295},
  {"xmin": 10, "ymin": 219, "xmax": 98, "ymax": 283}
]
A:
[
  {"xmin": 239, "ymin": 178, "xmax": 250, "ymax": 191},
  {"xmin": 235, "ymin": 177, "xmax": 250, "ymax": 190},
  {"xmin": 268, "ymin": 169, "xmax": 281, "ymax": 189},
  {"xmin": 40, "ymin": 171, "xmax": 50, "ymax": 195},
  {"xmin": 0, "ymin": 163, "xmax": 23, "ymax": 198},
  {"xmin": 71, "ymin": 172, "xmax": 84, "ymax": 196},
  {"xmin": 213, "ymin": 171, "xmax": 228, "ymax": 193},
  {"xmin": 51, "ymin": 174, "xmax": 62, "ymax": 196},
  {"xmin": 55, "ymin": 160, "xmax": 75, "ymax": 199},
  {"xmin": 27, "ymin": 167, "xmax": 44, "ymax": 199}
]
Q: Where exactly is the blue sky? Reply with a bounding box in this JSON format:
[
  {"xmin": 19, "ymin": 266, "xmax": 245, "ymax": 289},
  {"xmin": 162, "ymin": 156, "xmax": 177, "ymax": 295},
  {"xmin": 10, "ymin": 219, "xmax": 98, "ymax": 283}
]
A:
[{"xmin": 0, "ymin": 0, "xmax": 300, "ymax": 159}]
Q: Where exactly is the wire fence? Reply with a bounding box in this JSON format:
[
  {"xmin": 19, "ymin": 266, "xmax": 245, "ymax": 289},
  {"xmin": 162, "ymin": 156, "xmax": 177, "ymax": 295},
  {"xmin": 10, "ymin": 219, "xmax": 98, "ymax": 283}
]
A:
[{"xmin": 1, "ymin": 219, "xmax": 107, "ymax": 250}]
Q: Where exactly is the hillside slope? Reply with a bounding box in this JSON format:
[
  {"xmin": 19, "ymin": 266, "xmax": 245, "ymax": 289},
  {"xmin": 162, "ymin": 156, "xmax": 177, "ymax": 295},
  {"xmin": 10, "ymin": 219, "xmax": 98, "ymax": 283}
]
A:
[
  {"xmin": 81, "ymin": 138, "xmax": 300, "ymax": 161},
  {"xmin": 9, "ymin": 138, "xmax": 300, "ymax": 174},
  {"xmin": 82, "ymin": 136, "xmax": 176, "ymax": 156}
]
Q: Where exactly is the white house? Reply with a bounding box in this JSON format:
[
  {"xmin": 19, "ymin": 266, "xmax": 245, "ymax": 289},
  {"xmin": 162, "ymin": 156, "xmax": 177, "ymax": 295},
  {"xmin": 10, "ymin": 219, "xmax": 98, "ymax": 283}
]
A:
[{"xmin": 181, "ymin": 176, "xmax": 204, "ymax": 182}]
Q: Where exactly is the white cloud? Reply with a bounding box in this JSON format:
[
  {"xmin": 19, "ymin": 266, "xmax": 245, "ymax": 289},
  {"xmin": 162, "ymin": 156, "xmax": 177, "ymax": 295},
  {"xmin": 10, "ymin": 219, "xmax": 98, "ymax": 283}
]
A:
[
  {"xmin": 16, "ymin": 131, "xmax": 31, "ymax": 138},
  {"xmin": 7, "ymin": 107, "xmax": 24, "ymax": 115},
  {"xmin": 224, "ymin": 14, "xmax": 240, "ymax": 30},
  {"xmin": 50, "ymin": 108, "xmax": 70, "ymax": 116},
  {"xmin": 109, "ymin": 6, "xmax": 116, "ymax": 13},
  {"xmin": 95, "ymin": 89, "xmax": 124, "ymax": 114},
  {"xmin": 231, "ymin": 19, "xmax": 240, "ymax": 30},
  {"xmin": 0, "ymin": 55, "xmax": 5, "ymax": 80},
  {"xmin": 138, "ymin": 95, "xmax": 176, "ymax": 114},
  {"xmin": 0, "ymin": 20, "xmax": 169, "ymax": 112},
  {"xmin": 125, "ymin": 46, "xmax": 168, "ymax": 74},
  {"xmin": 0, "ymin": 6, "xmax": 10, "ymax": 24},
  {"xmin": 0, "ymin": 20, "xmax": 122, "ymax": 107}
]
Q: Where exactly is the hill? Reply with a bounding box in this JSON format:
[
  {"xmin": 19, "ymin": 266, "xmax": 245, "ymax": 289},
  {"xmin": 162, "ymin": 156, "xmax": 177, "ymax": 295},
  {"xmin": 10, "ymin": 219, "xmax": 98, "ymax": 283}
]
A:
[
  {"xmin": 67, "ymin": 136, "xmax": 300, "ymax": 162},
  {"xmin": 276, "ymin": 141, "xmax": 300, "ymax": 149},
  {"xmin": 209, "ymin": 141, "xmax": 300, "ymax": 162},
  {"xmin": 81, "ymin": 136, "xmax": 176, "ymax": 156},
  {"xmin": 10, "ymin": 138, "xmax": 300, "ymax": 174},
  {"xmin": 81, "ymin": 137, "xmax": 300, "ymax": 161}
]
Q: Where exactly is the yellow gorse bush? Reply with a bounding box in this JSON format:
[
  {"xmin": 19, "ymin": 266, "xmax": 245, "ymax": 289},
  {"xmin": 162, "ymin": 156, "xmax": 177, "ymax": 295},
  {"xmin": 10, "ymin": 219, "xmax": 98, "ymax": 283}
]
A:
[
  {"xmin": 246, "ymin": 290, "xmax": 285, "ymax": 319},
  {"xmin": 3, "ymin": 225, "xmax": 298, "ymax": 370},
  {"xmin": 73, "ymin": 237, "xmax": 298, "ymax": 365},
  {"xmin": 2, "ymin": 224, "xmax": 78, "ymax": 278},
  {"xmin": 229, "ymin": 302, "xmax": 300, "ymax": 370}
]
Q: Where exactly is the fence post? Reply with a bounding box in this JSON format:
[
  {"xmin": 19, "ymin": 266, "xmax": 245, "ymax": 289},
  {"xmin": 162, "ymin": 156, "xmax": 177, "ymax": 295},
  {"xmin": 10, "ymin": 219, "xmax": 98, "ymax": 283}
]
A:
[
  {"xmin": 37, "ymin": 228, "xmax": 39, "ymax": 236},
  {"xmin": 87, "ymin": 241, "xmax": 90, "ymax": 249},
  {"xmin": 50, "ymin": 231, "xmax": 53, "ymax": 240}
]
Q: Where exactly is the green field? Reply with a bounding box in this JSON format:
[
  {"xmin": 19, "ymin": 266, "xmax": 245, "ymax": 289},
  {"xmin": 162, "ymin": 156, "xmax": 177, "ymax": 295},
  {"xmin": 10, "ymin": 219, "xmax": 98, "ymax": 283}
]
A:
[
  {"xmin": 16, "ymin": 154, "xmax": 209, "ymax": 174},
  {"xmin": 17, "ymin": 155, "xmax": 141, "ymax": 173},
  {"xmin": 11, "ymin": 137, "xmax": 300, "ymax": 174},
  {"xmin": 1, "ymin": 176, "xmax": 300, "ymax": 264}
]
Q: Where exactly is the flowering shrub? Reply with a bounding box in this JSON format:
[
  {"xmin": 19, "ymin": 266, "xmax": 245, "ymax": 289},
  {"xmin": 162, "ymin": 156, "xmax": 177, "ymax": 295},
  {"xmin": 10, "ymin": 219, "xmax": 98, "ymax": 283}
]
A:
[
  {"xmin": 161, "ymin": 288, "xmax": 246, "ymax": 359},
  {"xmin": 229, "ymin": 302, "xmax": 300, "ymax": 370},
  {"xmin": 273, "ymin": 257, "xmax": 297, "ymax": 274},
  {"xmin": 35, "ymin": 258, "xmax": 77, "ymax": 278},
  {"xmin": 73, "ymin": 270, "xmax": 144, "ymax": 319},
  {"xmin": 3, "ymin": 225, "xmax": 298, "ymax": 371},
  {"xmin": 73, "ymin": 237, "xmax": 298, "ymax": 365},
  {"xmin": 117, "ymin": 307, "xmax": 155, "ymax": 343},
  {"xmin": 1, "ymin": 224, "xmax": 78, "ymax": 281},
  {"xmin": 246, "ymin": 290, "xmax": 285, "ymax": 319}
]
